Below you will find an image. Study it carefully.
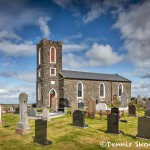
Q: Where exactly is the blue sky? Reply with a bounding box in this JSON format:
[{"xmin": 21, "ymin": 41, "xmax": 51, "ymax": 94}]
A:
[{"xmin": 0, "ymin": 0, "xmax": 150, "ymax": 104}]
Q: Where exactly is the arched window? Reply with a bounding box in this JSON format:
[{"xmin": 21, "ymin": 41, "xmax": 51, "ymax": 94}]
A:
[
  {"xmin": 38, "ymin": 48, "xmax": 41, "ymax": 65},
  {"xmin": 38, "ymin": 84, "xmax": 41, "ymax": 100},
  {"xmin": 118, "ymin": 83, "xmax": 123, "ymax": 96},
  {"xmin": 50, "ymin": 47, "xmax": 56, "ymax": 63},
  {"xmin": 77, "ymin": 82, "xmax": 83, "ymax": 98},
  {"xmin": 99, "ymin": 82, "xmax": 105, "ymax": 98}
]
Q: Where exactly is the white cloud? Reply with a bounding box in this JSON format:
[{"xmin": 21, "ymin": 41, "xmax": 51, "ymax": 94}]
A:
[
  {"xmin": 86, "ymin": 43, "xmax": 123, "ymax": 66},
  {"xmin": 0, "ymin": 40, "xmax": 35, "ymax": 56},
  {"xmin": 0, "ymin": 30, "xmax": 22, "ymax": 41},
  {"xmin": 63, "ymin": 43, "xmax": 88, "ymax": 52},
  {"xmin": 114, "ymin": 1, "xmax": 150, "ymax": 69},
  {"xmin": 38, "ymin": 17, "xmax": 51, "ymax": 38}
]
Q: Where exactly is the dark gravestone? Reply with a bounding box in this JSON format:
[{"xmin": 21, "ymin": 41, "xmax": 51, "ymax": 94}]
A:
[
  {"xmin": 107, "ymin": 113, "xmax": 121, "ymax": 134},
  {"xmin": 78, "ymin": 102, "xmax": 84, "ymax": 110},
  {"xmin": 33, "ymin": 119, "xmax": 52, "ymax": 145},
  {"xmin": 58, "ymin": 98, "xmax": 69, "ymax": 112},
  {"xmin": 128, "ymin": 105, "xmax": 136, "ymax": 116},
  {"xmin": 136, "ymin": 116, "xmax": 150, "ymax": 139},
  {"xmin": 145, "ymin": 110, "xmax": 150, "ymax": 117},
  {"xmin": 111, "ymin": 107, "xmax": 119, "ymax": 115},
  {"xmin": 72, "ymin": 110, "xmax": 88, "ymax": 128}
]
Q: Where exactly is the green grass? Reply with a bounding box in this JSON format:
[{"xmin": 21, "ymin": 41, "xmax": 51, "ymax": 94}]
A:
[{"xmin": 0, "ymin": 109, "xmax": 150, "ymax": 150}]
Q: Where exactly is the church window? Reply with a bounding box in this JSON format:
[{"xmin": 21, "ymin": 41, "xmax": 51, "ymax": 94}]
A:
[
  {"xmin": 50, "ymin": 68, "xmax": 56, "ymax": 76},
  {"xmin": 77, "ymin": 82, "xmax": 83, "ymax": 98},
  {"xmin": 100, "ymin": 82, "xmax": 105, "ymax": 98},
  {"xmin": 38, "ymin": 48, "xmax": 41, "ymax": 65},
  {"xmin": 38, "ymin": 84, "xmax": 41, "ymax": 100},
  {"xmin": 38, "ymin": 69, "xmax": 41, "ymax": 77},
  {"xmin": 50, "ymin": 47, "xmax": 56, "ymax": 63},
  {"xmin": 118, "ymin": 83, "xmax": 123, "ymax": 96}
]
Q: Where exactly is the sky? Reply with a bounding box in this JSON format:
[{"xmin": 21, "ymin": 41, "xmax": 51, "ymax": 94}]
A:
[{"xmin": 0, "ymin": 0, "xmax": 150, "ymax": 104}]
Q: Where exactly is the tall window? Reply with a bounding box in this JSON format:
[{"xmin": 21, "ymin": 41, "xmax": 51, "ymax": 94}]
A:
[
  {"xmin": 50, "ymin": 47, "xmax": 56, "ymax": 63},
  {"xmin": 38, "ymin": 48, "xmax": 41, "ymax": 65},
  {"xmin": 100, "ymin": 82, "xmax": 105, "ymax": 98},
  {"xmin": 38, "ymin": 69, "xmax": 41, "ymax": 77},
  {"xmin": 118, "ymin": 83, "xmax": 123, "ymax": 96},
  {"xmin": 77, "ymin": 82, "xmax": 83, "ymax": 98},
  {"xmin": 38, "ymin": 84, "xmax": 41, "ymax": 100}
]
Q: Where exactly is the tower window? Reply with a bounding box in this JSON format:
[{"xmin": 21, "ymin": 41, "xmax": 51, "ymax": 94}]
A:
[
  {"xmin": 50, "ymin": 47, "xmax": 56, "ymax": 63},
  {"xmin": 50, "ymin": 68, "xmax": 56, "ymax": 76},
  {"xmin": 38, "ymin": 69, "xmax": 41, "ymax": 77},
  {"xmin": 38, "ymin": 84, "xmax": 41, "ymax": 100},
  {"xmin": 38, "ymin": 48, "xmax": 41, "ymax": 65}
]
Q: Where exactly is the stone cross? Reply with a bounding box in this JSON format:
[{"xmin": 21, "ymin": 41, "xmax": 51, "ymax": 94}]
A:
[
  {"xmin": 0, "ymin": 105, "xmax": 2, "ymax": 124},
  {"xmin": 15, "ymin": 93, "xmax": 31, "ymax": 135}
]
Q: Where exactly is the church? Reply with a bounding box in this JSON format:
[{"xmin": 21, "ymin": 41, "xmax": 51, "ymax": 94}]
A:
[{"xmin": 36, "ymin": 38, "xmax": 131, "ymax": 110}]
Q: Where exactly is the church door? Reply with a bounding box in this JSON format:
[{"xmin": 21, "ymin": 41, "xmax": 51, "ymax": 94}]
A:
[{"xmin": 49, "ymin": 89, "xmax": 57, "ymax": 112}]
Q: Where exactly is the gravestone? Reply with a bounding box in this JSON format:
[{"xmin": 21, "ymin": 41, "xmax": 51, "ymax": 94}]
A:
[
  {"xmin": 42, "ymin": 108, "xmax": 49, "ymax": 120},
  {"xmin": 0, "ymin": 105, "xmax": 2, "ymax": 124},
  {"xmin": 78, "ymin": 102, "xmax": 84, "ymax": 110},
  {"xmin": 88, "ymin": 98, "xmax": 96, "ymax": 118},
  {"xmin": 33, "ymin": 119, "xmax": 52, "ymax": 145},
  {"xmin": 111, "ymin": 107, "xmax": 119, "ymax": 115},
  {"xmin": 136, "ymin": 116, "xmax": 150, "ymax": 139},
  {"xmin": 96, "ymin": 103, "xmax": 108, "ymax": 111},
  {"xmin": 15, "ymin": 93, "xmax": 31, "ymax": 135},
  {"xmin": 64, "ymin": 107, "xmax": 67, "ymax": 114},
  {"xmin": 145, "ymin": 110, "xmax": 150, "ymax": 117},
  {"xmin": 71, "ymin": 101, "xmax": 78, "ymax": 114},
  {"xmin": 146, "ymin": 99, "xmax": 150, "ymax": 110},
  {"xmin": 107, "ymin": 113, "xmax": 121, "ymax": 134},
  {"xmin": 29, "ymin": 108, "xmax": 38, "ymax": 117},
  {"xmin": 72, "ymin": 110, "xmax": 88, "ymax": 128},
  {"xmin": 51, "ymin": 97, "xmax": 57, "ymax": 112},
  {"xmin": 128, "ymin": 105, "xmax": 136, "ymax": 117},
  {"xmin": 137, "ymin": 95, "xmax": 143, "ymax": 105},
  {"xmin": 119, "ymin": 92, "xmax": 128, "ymax": 108}
]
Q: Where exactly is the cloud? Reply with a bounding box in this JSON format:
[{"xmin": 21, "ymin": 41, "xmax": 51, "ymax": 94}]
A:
[
  {"xmin": 63, "ymin": 43, "xmax": 88, "ymax": 52},
  {"xmin": 0, "ymin": 40, "xmax": 35, "ymax": 56},
  {"xmin": 38, "ymin": 17, "xmax": 51, "ymax": 38},
  {"xmin": 86, "ymin": 43, "xmax": 123, "ymax": 66},
  {"xmin": 0, "ymin": 72, "xmax": 17, "ymax": 78},
  {"xmin": 142, "ymin": 73, "xmax": 150, "ymax": 79},
  {"xmin": 0, "ymin": 30, "xmax": 22, "ymax": 41},
  {"xmin": 113, "ymin": 0, "xmax": 150, "ymax": 69}
]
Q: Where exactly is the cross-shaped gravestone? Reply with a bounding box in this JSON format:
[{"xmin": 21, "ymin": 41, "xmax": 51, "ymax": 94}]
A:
[{"xmin": 15, "ymin": 93, "xmax": 31, "ymax": 135}]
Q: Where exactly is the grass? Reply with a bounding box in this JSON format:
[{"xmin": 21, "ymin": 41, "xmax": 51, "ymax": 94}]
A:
[{"xmin": 0, "ymin": 109, "xmax": 150, "ymax": 150}]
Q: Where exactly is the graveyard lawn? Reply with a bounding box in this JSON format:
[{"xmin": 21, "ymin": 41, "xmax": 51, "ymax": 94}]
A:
[{"xmin": 0, "ymin": 109, "xmax": 150, "ymax": 150}]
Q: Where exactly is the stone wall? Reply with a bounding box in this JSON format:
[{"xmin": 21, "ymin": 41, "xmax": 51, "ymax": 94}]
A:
[{"xmin": 62, "ymin": 78, "xmax": 131, "ymax": 105}]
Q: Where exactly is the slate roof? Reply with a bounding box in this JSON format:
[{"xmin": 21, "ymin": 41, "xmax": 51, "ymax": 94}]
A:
[{"xmin": 59, "ymin": 70, "xmax": 131, "ymax": 82}]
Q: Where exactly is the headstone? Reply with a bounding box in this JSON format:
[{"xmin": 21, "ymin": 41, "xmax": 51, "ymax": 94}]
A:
[
  {"xmin": 88, "ymin": 98, "xmax": 96, "ymax": 118},
  {"xmin": 146, "ymin": 99, "xmax": 150, "ymax": 110},
  {"xmin": 96, "ymin": 103, "xmax": 107, "ymax": 111},
  {"xmin": 111, "ymin": 107, "xmax": 119, "ymax": 115},
  {"xmin": 137, "ymin": 95, "xmax": 143, "ymax": 105},
  {"xmin": 107, "ymin": 113, "xmax": 121, "ymax": 134},
  {"xmin": 136, "ymin": 116, "xmax": 150, "ymax": 139},
  {"xmin": 59, "ymin": 98, "xmax": 69, "ymax": 108},
  {"xmin": 145, "ymin": 110, "xmax": 150, "ymax": 117},
  {"xmin": 29, "ymin": 108, "xmax": 38, "ymax": 117},
  {"xmin": 0, "ymin": 105, "xmax": 2, "ymax": 124},
  {"xmin": 128, "ymin": 105, "xmax": 136, "ymax": 117},
  {"xmin": 15, "ymin": 93, "xmax": 31, "ymax": 135},
  {"xmin": 33, "ymin": 119, "xmax": 52, "ymax": 145},
  {"xmin": 71, "ymin": 101, "xmax": 78, "ymax": 114},
  {"xmin": 72, "ymin": 110, "xmax": 88, "ymax": 128},
  {"xmin": 78, "ymin": 102, "xmax": 84, "ymax": 110},
  {"xmin": 10, "ymin": 106, "xmax": 14, "ymax": 113},
  {"xmin": 119, "ymin": 92, "xmax": 128, "ymax": 108},
  {"xmin": 64, "ymin": 107, "xmax": 67, "ymax": 114},
  {"xmin": 42, "ymin": 108, "xmax": 49, "ymax": 120}
]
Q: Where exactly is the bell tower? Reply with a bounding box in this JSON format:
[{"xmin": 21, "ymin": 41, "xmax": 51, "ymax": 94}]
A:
[{"xmin": 36, "ymin": 38, "xmax": 62, "ymax": 108}]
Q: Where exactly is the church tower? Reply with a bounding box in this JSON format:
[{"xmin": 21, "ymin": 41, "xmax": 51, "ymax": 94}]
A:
[{"xmin": 36, "ymin": 38, "xmax": 62, "ymax": 109}]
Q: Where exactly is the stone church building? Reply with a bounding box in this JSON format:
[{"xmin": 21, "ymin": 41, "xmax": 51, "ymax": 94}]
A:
[{"xmin": 36, "ymin": 38, "xmax": 131, "ymax": 109}]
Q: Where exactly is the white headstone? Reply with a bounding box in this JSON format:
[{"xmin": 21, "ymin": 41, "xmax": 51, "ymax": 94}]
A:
[
  {"xmin": 0, "ymin": 105, "xmax": 2, "ymax": 124},
  {"xmin": 15, "ymin": 93, "xmax": 31, "ymax": 135},
  {"xmin": 96, "ymin": 103, "xmax": 108, "ymax": 111},
  {"xmin": 42, "ymin": 108, "xmax": 49, "ymax": 120},
  {"xmin": 146, "ymin": 99, "xmax": 150, "ymax": 110},
  {"xmin": 120, "ymin": 92, "xmax": 128, "ymax": 108}
]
